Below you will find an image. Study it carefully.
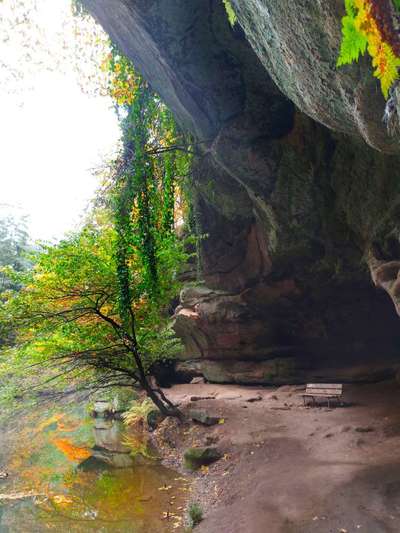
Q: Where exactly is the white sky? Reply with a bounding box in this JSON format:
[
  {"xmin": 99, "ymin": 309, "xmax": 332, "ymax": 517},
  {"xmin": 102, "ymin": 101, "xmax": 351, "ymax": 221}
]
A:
[{"xmin": 0, "ymin": 0, "xmax": 120, "ymax": 241}]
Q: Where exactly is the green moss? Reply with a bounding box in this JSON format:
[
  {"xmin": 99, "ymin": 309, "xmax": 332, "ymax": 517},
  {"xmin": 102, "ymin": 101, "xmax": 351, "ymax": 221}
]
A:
[{"xmin": 183, "ymin": 447, "xmax": 222, "ymax": 470}]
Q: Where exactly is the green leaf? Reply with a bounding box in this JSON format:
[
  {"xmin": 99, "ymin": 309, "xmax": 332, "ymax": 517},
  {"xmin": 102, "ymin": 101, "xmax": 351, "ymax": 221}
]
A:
[
  {"xmin": 344, "ymin": 0, "xmax": 356, "ymax": 17},
  {"xmin": 223, "ymin": 0, "xmax": 237, "ymax": 26},
  {"xmin": 337, "ymin": 14, "xmax": 368, "ymax": 66}
]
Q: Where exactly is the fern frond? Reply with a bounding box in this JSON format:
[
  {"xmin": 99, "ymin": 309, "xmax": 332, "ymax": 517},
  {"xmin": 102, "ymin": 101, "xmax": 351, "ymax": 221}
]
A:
[
  {"xmin": 223, "ymin": 0, "xmax": 237, "ymax": 26},
  {"xmin": 370, "ymin": 41, "xmax": 400, "ymax": 98},
  {"xmin": 122, "ymin": 398, "xmax": 155, "ymax": 426},
  {"xmin": 338, "ymin": 0, "xmax": 400, "ymax": 98},
  {"xmin": 337, "ymin": 15, "xmax": 368, "ymax": 66},
  {"xmin": 345, "ymin": 0, "xmax": 357, "ymax": 17}
]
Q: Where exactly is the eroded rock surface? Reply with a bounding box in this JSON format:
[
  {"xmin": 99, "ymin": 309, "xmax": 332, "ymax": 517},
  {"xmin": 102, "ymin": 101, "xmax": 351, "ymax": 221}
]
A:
[
  {"xmin": 83, "ymin": 0, "xmax": 400, "ymax": 383},
  {"xmin": 231, "ymin": 0, "xmax": 400, "ymax": 153}
]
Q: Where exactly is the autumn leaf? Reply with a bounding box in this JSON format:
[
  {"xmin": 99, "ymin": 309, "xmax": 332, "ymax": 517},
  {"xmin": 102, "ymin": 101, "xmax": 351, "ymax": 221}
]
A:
[{"xmin": 52, "ymin": 438, "xmax": 92, "ymax": 462}]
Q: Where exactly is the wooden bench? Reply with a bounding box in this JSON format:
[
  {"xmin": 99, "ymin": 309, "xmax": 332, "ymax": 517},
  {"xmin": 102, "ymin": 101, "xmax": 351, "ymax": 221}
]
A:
[{"xmin": 303, "ymin": 383, "xmax": 343, "ymax": 408}]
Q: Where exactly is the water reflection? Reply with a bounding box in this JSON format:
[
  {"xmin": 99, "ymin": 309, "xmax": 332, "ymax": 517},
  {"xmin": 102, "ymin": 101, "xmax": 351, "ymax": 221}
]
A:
[
  {"xmin": 81, "ymin": 418, "xmax": 135, "ymax": 469},
  {"xmin": 0, "ymin": 409, "xmax": 189, "ymax": 532}
]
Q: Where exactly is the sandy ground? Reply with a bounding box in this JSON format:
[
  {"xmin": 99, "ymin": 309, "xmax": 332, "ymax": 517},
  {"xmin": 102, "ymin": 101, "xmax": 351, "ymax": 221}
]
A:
[{"xmin": 158, "ymin": 380, "xmax": 400, "ymax": 533}]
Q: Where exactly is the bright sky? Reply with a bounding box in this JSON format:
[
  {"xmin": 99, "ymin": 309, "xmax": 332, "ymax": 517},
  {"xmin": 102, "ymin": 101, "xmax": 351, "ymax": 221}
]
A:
[{"xmin": 0, "ymin": 0, "xmax": 120, "ymax": 241}]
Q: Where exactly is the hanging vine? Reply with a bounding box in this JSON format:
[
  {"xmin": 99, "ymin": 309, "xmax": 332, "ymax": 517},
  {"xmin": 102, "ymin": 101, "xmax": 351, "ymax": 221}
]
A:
[
  {"xmin": 106, "ymin": 47, "xmax": 194, "ymax": 300},
  {"xmin": 104, "ymin": 46, "xmax": 195, "ymax": 416}
]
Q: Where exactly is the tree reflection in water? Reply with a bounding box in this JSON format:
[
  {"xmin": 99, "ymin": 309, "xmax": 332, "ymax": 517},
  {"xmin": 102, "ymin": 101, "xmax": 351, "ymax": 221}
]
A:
[{"xmin": 0, "ymin": 408, "xmax": 189, "ymax": 532}]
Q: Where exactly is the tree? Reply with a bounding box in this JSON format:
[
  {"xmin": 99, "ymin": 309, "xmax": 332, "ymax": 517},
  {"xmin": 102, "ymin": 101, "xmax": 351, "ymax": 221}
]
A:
[
  {"xmin": 0, "ymin": 73, "xmax": 194, "ymax": 417},
  {"xmin": 0, "ymin": 210, "xmax": 30, "ymax": 292},
  {"xmin": 0, "ymin": 218, "xmax": 188, "ymax": 416},
  {"xmin": 0, "ymin": 210, "xmax": 31, "ymax": 346}
]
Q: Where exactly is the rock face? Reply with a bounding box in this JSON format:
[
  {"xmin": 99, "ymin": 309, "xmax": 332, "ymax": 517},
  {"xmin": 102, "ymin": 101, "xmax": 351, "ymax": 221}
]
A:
[
  {"xmin": 83, "ymin": 0, "xmax": 400, "ymax": 384},
  {"xmin": 232, "ymin": 0, "xmax": 400, "ymax": 153}
]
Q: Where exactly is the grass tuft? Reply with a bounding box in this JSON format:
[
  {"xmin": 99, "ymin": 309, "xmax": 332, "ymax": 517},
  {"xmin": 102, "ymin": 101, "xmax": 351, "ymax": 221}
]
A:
[{"xmin": 188, "ymin": 502, "xmax": 203, "ymax": 527}]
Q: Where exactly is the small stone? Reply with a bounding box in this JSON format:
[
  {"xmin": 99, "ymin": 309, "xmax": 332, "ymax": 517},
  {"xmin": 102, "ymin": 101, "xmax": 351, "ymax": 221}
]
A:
[
  {"xmin": 217, "ymin": 394, "xmax": 242, "ymax": 400},
  {"xmin": 189, "ymin": 410, "xmax": 220, "ymax": 426},
  {"xmin": 246, "ymin": 395, "xmax": 262, "ymax": 403},
  {"xmin": 183, "ymin": 447, "xmax": 222, "ymax": 470},
  {"xmin": 190, "ymin": 377, "xmax": 205, "ymax": 384}
]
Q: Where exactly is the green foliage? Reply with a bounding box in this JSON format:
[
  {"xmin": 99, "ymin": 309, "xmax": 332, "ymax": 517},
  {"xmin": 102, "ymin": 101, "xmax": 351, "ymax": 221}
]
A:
[
  {"xmin": 0, "ymin": 212, "xmax": 30, "ymax": 292},
  {"xmin": 223, "ymin": 0, "xmax": 237, "ymax": 26},
  {"xmin": 107, "ymin": 49, "xmax": 195, "ymax": 338},
  {"xmin": 337, "ymin": 0, "xmax": 400, "ymax": 98},
  {"xmin": 188, "ymin": 502, "xmax": 203, "ymax": 527},
  {"xmin": 0, "ymin": 215, "xmax": 187, "ymax": 384},
  {"xmin": 102, "ymin": 42, "xmax": 140, "ymax": 106},
  {"xmin": 0, "ymin": 211, "xmax": 31, "ymax": 346},
  {"xmin": 122, "ymin": 398, "xmax": 155, "ymax": 426},
  {"xmin": 394, "ymin": 0, "xmax": 400, "ymax": 10},
  {"xmin": 0, "ymin": 48, "xmax": 194, "ymax": 417},
  {"xmin": 337, "ymin": 10, "xmax": 368, "ymax": 66}
]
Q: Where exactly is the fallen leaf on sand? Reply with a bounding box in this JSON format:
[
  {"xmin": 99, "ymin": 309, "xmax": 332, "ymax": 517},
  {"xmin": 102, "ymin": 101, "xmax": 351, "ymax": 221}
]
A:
[{"xmin": 158, "ymin": 485, "xmax": 172, "ymax": 491}]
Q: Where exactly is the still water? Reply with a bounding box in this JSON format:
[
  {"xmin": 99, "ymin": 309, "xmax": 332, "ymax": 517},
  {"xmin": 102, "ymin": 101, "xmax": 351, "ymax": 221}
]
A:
[{"xmin": 0, "ymin": 406, "xmax": 189, "ymax": 532}]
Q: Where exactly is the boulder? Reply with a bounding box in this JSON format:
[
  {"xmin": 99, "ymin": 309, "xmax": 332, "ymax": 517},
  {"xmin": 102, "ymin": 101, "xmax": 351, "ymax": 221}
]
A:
[
  {"xmin": 183, "ymin": 447, "xmax": 222, "ymax": 470},
  {"xmin": 189, "ymin": 410, "xmax": 220, "ymax": 426}
]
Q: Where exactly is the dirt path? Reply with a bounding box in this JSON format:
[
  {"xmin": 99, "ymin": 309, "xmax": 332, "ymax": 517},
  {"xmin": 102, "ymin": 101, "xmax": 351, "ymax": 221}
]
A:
[{"xmin": 161, "ymin": 380, "xmax": 400, "ymax": 532}]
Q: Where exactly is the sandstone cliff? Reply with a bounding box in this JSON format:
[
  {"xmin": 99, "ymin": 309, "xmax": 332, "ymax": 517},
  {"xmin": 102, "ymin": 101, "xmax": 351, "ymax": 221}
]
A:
[{"xmin": 83, "ymin": 0, "xmax": 400, "ymax": 383}]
